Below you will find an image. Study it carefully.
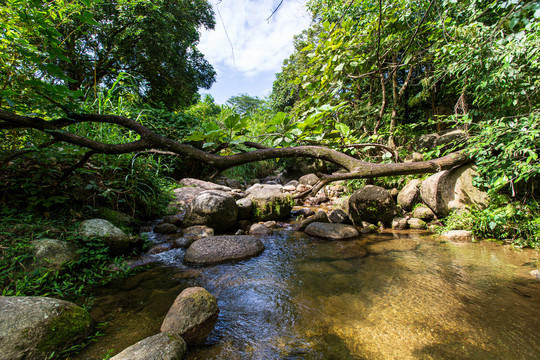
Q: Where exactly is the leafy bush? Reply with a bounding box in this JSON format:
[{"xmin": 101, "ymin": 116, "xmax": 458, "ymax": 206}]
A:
[{"xmin": 442, "ymin": 196, "xmax": 540, "ymax": 249}]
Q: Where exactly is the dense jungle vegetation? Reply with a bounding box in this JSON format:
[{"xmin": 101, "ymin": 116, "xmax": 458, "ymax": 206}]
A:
[{"xmin": 1, "ymin": 0, "xmax": 539, "ymax": 306}]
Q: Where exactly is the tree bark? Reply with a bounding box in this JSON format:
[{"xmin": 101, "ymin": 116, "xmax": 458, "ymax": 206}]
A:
[{"xmin": 0, "ymin": 110, "xmax": 469, "ymax": 189}]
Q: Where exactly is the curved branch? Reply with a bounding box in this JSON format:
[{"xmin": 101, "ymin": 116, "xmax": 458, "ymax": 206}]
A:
[{"xmin": 341, "ymin": 143, "xmax": 400, "ymax": 162}]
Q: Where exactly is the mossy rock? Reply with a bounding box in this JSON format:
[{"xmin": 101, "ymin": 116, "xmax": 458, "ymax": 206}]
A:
[
  {"xmin": 247, "ymin": 185, "xmax": 294, "ymax": 221},
  {"xmin": 0, "ymin": 296, "xmax": 94, "ymax": 360}
]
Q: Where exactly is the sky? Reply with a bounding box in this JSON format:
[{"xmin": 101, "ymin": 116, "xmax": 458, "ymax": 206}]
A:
[{"xmin": 198, "ymin": 0, "xmax": 311, "ymax": 104}]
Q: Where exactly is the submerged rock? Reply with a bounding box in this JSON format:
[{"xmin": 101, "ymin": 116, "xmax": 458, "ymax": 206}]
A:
[
  {"xmin": 0, "ymin": 296, "xmax": 93, "ymax": 360},
  {"xmin": 304, "ymin": 222, "xmax": 359, "ymax": 240},
  {"xmin": 110, "ymin": 333, "xmax": 186, "ymax": 360},
  {"xmin": 365, "ymin": 239, "xmax": 419, "ymax": 254},
  {"xmin": 184, "ymin": 235, "xmax": 265, "ymax": 265},
  {"xmin": 440, "ymin": 230, "xmax": 474, "ymax": 243},
  {"xmin": 153, "ymin": 222, "xmax": 180, "ymax": 235},
  {"xmin": 160, "ymin": 287, "xmax": 218, "ymax": 346}
]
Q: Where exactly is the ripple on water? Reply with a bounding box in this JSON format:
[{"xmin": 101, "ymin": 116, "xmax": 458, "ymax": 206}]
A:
[{"xmin": 76, "ymin": 231, "xmax": 540, "ymax": 360}]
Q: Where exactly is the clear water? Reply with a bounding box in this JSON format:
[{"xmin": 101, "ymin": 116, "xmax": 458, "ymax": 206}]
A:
[{"xmin": 74, "ymin": 230, "xmax": 540, "ymax": 360}]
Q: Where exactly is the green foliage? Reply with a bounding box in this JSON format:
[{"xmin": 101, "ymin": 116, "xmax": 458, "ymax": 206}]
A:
[
  {"xmin": 443, "ymin": 196, "xmax": 540, "ymax": 249},
  {"xmin": 0, "ymin": 213, "xmax": 136, "ymax": 306},
  {"xmin": 226, "ymin": 94, "xmax": 266, "ymax": 115}
]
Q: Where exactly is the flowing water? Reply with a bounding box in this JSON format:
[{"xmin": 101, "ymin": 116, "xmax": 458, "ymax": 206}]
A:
[{"xmin": 74, "ymin": 229, "xmax": 540, "ymax": 360}]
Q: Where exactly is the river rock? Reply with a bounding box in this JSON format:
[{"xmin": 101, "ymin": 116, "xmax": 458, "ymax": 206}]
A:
[
  {"xmin": 179, "ymin": 178, "xmax": 233, "ymax": 191},
  {"xmin": 407, "ymin": 218, "xmax": 427, "ymax": 230},
  {"xmin": 98, "ymin": 209, "xmax": 137, "ymax": 229},
  {"xmin": 0, "ymin": 296, "xmax": 93, "ymax": 360},
  {"xmin": 298, "ymin": 210, "xmax": 329, "ymax": 231},
  {"xmin": 246, "ymin": 184, "xmax": 293, "ymax": 221},
  {"xmin": 412, "ymin": 205, "xmax": 436, "ymax": 221},
  {"xmin": 110, "ymin": 332, "xmax": 186, "ymax": 360},
  {"xmin": 183, "ymin": 190, "xmax": 238, "ymax": 232},
  {"xmin": 79, "ymin": 219, "xmax": 134, "ymax": 254},
  {"xmin": 299, "ymin": 173, "xmax": 320, "ymax": 186},
  {"xmin": 392, "ymin": 217, "xmax": 409, "ymax": 230},
  {"xmin": 170, "ymin": 187, "xmax": 205, "ymax": 209},
  {"xmin": 328, "ymin": 209, "xmax": 350, "ymax": 224},
  {"xmin": 348, "ymin": 185, "xmax": 398, "ymax": 226},
  {"xmin": 183, "ymin": 225, "xmax": 214, "ymax": 238},
  {"xmin": 440, "ymin": 230, "xmax": 474, "ymax": 243},
  {"xmin": 162, "ymin": 214, "xmax": 184, "ymax": 227},
  {"xmin": 417, "ymin": 129, "xmax": 468, "ymax": 151},
  {"xmin": 420, "ymin": 164, "xmax": 489, "ymax": 217},
  {"xmin": 172, "ymin": 237, "xmax": 197, "ymax": 249},
  {"xmin": 249, "ymin": 223, "xmax": 273, "ymax": 236},
  {"xmin": 160, "ymin": 287, "xmax": 219, "ymax": 346},
  {"xmin": 530, "ymin": 270, "xmax": 540, "ymax": 281},
  {"xmin": 304, "ymin": 222, "xmax": 359, "ymax": 240},
  {"xmin": 184, "ymin": 235, "xmax": 264, "ymax": 265},
  {"xmin": 397, "ymin": 179, "xmax": 422, "ymax": 211},
  {"xmin": 365, "ymin": 239, "xmax": 419, "ymax": 254},
  {"xmin": 31, "ymin": 238, "xmax": 78, "ymax": 270},
  {"xmin": 292, "ymin": 208, "xmax": 316, "ymax": 218},
  {"xmin": 236, "ymin": 198, "xmax": 253, "ymax": 220},
  {"xmin": 153, "ymin": 222, "xmax": 180, "ymax": 235}
]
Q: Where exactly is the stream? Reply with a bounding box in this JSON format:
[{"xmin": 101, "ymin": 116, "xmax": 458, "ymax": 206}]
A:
[{"xmin": 74, "ymin": 227, "xmax": 540, "ymax": 360}]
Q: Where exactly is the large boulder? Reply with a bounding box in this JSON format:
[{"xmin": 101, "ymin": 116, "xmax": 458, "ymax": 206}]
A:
[
  {"xmin": 298, "ymin": 210, "xmax": 329, "ymax": 231},
  {"xmin": 184, "ymin": 235, "xmax": 265, "ymax": 265},
  {"xmin": 79, "ymin": 219, "xmax": 135, "ymax": 254},
  {"xmin": 246, "ymin": 184, "xmax": 293, "ymax": 221},
  {"xmin": 304, "ymin": 222, "xmax": 359, "ymax": 240},
  {"xmin": 420, "ymin": 164, "xmax": 489, "ymax": 217},
  {"xmin": 183, "ymin": 190, "xmax": 238, "ymax": 232},
  {"xmin": 170, "ymin": 187, "xmax": 205, "ymax": 210},
  {"xmin": 31, "ymin": 239, "xmax": 78, "ymax": 270},
  {"xmin": 417, "ymin": 129, "xmax": 468, "ymax": 151},
  {"xmin": 110, "ymin": 333, "xmax": 187, "ymax": 360},
  {"xmin": 179, "ymin": 178, "xmax": 233, "ymax": 191},
  {"xmin": 348, "ymin": 185, "xmax": 398, "ymax": 226},
  {"xmin": 160, "ymin": 287, "xmax": 219, "ymax": 346},
  {"xmin": 397, "ymin": 179, "xmax": 422, "ymax": 211},
  {"xmin": 0, "ymin": 296, "xmax": 93, "ymax": 360}
]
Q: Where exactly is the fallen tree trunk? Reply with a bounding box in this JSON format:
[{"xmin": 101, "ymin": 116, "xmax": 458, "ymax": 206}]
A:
[{"xmin": 0, "ymin": 110, "xmax": 469, "ymax": 191}]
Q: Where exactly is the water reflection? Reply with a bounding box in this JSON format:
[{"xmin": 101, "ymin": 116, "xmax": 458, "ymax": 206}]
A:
[{"xmin": 75, "ymin": 230, "xmax": 540, "ymax": 360}]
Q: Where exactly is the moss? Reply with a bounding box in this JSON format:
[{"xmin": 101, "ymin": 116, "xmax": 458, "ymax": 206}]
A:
[
  {"xmin": 250, "ymin": 196, "xmax": 294, "ymax": 221},
  {"xmin": 38, "ymin": 305, "xmax": 93, "ymax": 355}
]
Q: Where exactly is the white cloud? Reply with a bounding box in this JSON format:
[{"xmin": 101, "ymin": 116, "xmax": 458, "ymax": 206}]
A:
[{"xmin": 198, "ymin": 0, "xmax": 311, "ymax": 102}]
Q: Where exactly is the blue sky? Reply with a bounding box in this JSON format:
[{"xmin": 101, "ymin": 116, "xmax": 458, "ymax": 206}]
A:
[{"xmin": 198, "ymin": 0, "xmax": 311, "ymax": 104}]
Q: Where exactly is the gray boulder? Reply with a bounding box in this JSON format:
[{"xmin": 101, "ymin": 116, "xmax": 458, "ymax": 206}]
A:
[
  {"xmin": 299, "ymin": 173, "xmax": 320, "ymax": 186},
  {"xmin": 0, "ymin": 296, "xmax": 93, "ymax": 360},
  {"xmin": 412, "ymin": 205, "xmax": 436, "ymax": 221},
  {"xmin": 440, "ymin": 230, "xmax": 474, "ymax": 243},
  {"xmin": 397, "ymin": 179, "xmax": 422, "ymax": 211},
  {"xmin": 153, "ymin": 222, "xmax": 179, "ymax": 234},
  {"xmin": 183, "ymin": 190, "xmax": 238, "ymax": 232},
  {"xmin": 246, "ymin": 184, "xmax": 293, "ymax": 221},
  {"xmin": 170, "ymin": 187, "xmax": 205, "ymax": 210},
  {"xmin": 110, "ymin": 333, "xmax": 186, "ymax": 360},
  {"xmin": 184, "ymin": 236, "xmax": 264, "ymax": 265},
  {"xmin": 179, "ymin": 178, "xmax": 232, "ymax": 191},
  {"xmin": 249, "ymin": 223, "xmax": 273, "ymax": 236},
  {"xmin": 328, "ymin": 209, "xmax": 350, "ymax": 224},
  {"xmin": 392, "ymin": 217, "xmax": 409, "ymax": 230},
  {"xmin": 183, "ymin": 225, "xmax": 214, "ymax": 238},
  {"xmin": 420, "ymin": 164, "xmax": 489, "ymax": 217},
  {"xmin": 407, "ymin": 218, "xmax": 427, "ymax": 230},
  {"xmin": 304, "ymin": 222, "xmax": 359, "ymax": 240},
  {"xmin": 79, "ymin": 219, "xmax": 134, "ymax": 254},
  {"xmin": 348, "ymin": 185, "xmax": 398, "ymax": 226},
  {"xmin": 160, "ymin": 287, "xmax": 219, "ymax": 346},
  {"xmin": 31, "ymin": 239, "xmax": 78, "ymax": 270},
  {"xmin": 236, "ymin": 198, "xmax": 253, "ymax": 220},
  {"xmin": 417, "ymin": 129, "xmax": 468, "ymax": 151}
]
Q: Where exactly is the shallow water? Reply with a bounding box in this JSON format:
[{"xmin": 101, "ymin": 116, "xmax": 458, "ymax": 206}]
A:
[{"xmin": 74, "ymin": 230, "xmax": 540, "ymax": 360}]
